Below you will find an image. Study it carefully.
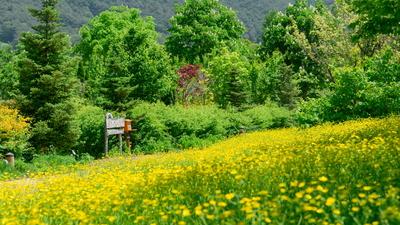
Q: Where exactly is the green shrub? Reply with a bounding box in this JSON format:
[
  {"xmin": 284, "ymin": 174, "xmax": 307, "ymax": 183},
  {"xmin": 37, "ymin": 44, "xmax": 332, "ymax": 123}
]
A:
[
  {"xmin": 0, "ymin": 103, "xmax": 31, "ymax": 158},
  {"xmin": 296, "ymin": 49, "xmax": 400, "ymax": 126},
  {"xmin": 73, "ymin": 104, "xmax": 105, "ymax": 158},
  {"xmin": 241, "ymin": 103, "xmax": 293, "ymax": 130},
  {"xmin": 127, "ymin": 102, "xmax": 293, "ymax": 154}
]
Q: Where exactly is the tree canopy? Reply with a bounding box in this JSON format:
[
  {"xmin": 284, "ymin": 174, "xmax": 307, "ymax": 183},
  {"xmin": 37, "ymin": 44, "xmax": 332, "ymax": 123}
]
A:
[
  {"xmin": 77, "ymin": 6, "xmax": 175, "ymax": 110},
  {"xmin": 0, "ymin": 0, "xmax": 295, "ymax": 44},
  {"xmin": 351, "ymin": 0, "xmax": 400, "ymax": 38},
  {"xmin": 166, "ymin": 0, "xmax": 245, "ymax": 63}
]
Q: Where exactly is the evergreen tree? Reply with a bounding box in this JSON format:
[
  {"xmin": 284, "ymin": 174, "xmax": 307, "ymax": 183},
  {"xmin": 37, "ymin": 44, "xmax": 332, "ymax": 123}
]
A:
[
  {"xmin": 17, "ymin": 0, "xmax": 79, "ymax": 153},
  {"xmin": 206, "ymin": 48, "xmax": 250, "ymax": 109}
]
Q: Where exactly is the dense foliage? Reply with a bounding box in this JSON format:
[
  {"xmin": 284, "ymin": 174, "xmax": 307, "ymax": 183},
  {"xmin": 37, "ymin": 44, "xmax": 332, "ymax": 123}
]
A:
[
  {"xmin": 0, "ymin": 0, "xmax": 296, "ymax": 44},
  {"xmin": 351, "ymin": 0, "xmax": 400, "ymax": 38},
  {"xmin": 76, "ymin": 7, "xmax": 176, "ymax": 110},
  {"xmin": 1, "ymin": 117, "xmax": 399, "ymax": 224},
  {"xmin": 127, "ymin": 102, "xmax": 292, "ymax": 154},
  {"xmin": 166, "ymin": 0, "xmax": 245, "ymax": 63},
  {"xmin": 0, "ymin": 43, "xmax": 18, "ymax": 100},
  {"xmin": 0, "ymin": 104, "xmax": 30, "ymax": 157},
  {"xmin": 296, "ymin": 48, "xmax": 400, "ymax": 125}
]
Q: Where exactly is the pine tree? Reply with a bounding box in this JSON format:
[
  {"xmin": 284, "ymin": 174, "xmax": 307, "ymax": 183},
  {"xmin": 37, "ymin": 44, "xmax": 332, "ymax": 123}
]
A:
[{"xmin": 17, "ymin": 0, "xmax": 79, "ymax": 153}]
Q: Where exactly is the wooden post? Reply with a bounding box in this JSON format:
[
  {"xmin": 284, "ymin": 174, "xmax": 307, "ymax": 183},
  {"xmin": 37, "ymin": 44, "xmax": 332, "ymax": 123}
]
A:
[
  {"xmin": 104, "ymin": 114, "xmax": 110, "ymax": 155},
  {"xmin": 118, "ymin": 134, "xmax": 123, "ymax": 153},
  {"xmin": 5, "ymin": 153, "xmax": 14, "ymax": 167},
  {"xmin": 125, "ymin": 133, "xmax": 131, "ymax": 150}
]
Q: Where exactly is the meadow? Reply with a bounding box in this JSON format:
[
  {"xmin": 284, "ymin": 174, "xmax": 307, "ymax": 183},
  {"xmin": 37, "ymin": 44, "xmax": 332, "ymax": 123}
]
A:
[{"xmin": 0, "ymin": 116, "xmax": 399, "ymax": 225}]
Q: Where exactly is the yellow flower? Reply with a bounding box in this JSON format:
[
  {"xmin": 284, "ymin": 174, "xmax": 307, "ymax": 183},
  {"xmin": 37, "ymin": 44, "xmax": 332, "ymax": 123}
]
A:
[
  {"xmin": 161, "ymin": 215, "xmax": 168, "ymax": 221},
  {"xmin": 351, "ymin": 207, "xmax": 360, "ymax": 212},
  {"xmin": 333, "ymin": 209, "xmax": 341, "ymax": 215},
  {"xmin": 225, "ymin": 193, "xmax": 235, "ymax": 200},
  {"xmin": 182, "ymin": 209, "xmax": 191, "ymax": 217},
  {"xmin": 217, "ymin": 202, "xmax": 227, "ymax": 207},
  {"xmin": 295, "ymin": 192, "xmax": 304, "ymax": 199},
  {"xmin": 325, "ymin": 197, "xmax": 336, "ymax": 206},
  {"xmin": 363, "ymin": 186, "xmax": 372, "ymax": 191},
  {"xmin": 206, "ymin": 215, "xmax": 215, "ymax": 220},
  {"xmin": 222, "ymin": 210, "xmax": 233, "ymax": 217},
  {"xmin": 319, "ymin": 176, "xmax": 329, "ymax": 182},
  {"xmin": 107, "ymin": 216, "xmax": 117, "ymax": 223}
]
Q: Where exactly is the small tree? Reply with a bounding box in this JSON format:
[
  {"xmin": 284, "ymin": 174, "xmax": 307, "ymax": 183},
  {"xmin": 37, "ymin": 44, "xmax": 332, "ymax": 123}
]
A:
[
  {"xmin": 255, "ymin": 51, "xmax": 299, "ymax": 108},
  {"xmin": 17, "ymin": 0, "xmax": 79, "ymax": 153},
  {"xmin": 177, "ymin": 64, "xmax": 208, "ymax": 106},
  {"xmin": 206, "ymin": 49, "xmax": 250, "ymax": 108}
]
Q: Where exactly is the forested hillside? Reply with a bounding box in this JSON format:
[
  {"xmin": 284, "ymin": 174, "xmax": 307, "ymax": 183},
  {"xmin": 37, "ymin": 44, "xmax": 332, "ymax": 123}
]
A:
[{"xmin": 0, "ymin": 0, "xmax": 298, "ymax": 43}]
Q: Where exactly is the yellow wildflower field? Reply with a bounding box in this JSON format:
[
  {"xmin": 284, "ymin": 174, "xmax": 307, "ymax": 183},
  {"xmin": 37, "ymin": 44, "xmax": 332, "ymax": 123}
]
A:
[{"xmin": 1, "ymin": 117, "xmax": 399, "ymax": 224}]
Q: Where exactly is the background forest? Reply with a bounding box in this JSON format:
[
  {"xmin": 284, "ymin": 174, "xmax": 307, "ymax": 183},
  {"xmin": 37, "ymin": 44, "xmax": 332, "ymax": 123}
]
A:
[
  {"xmin": 0, "ymin": 0, "xmax": 399, "ymax": 163},
  {"xmin": 0, "ymin": 0, "xmax": 335, "ymax": 43}
]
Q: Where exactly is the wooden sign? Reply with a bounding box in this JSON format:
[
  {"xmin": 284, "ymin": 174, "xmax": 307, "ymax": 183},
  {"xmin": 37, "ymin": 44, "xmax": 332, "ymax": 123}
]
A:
[
  {"xmin": 104, "ymin": 113, "xmax": 124, "ymax": 154},
  {"xmin": 106, "ymin": 118, "xmax": 125, "ymax": 129}
]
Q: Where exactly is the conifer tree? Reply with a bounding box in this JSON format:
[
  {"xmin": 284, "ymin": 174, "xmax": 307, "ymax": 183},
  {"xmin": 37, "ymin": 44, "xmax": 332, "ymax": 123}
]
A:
[{"xmin": 17, "ymin": 0, "xmax": 79, "ymax": 153}]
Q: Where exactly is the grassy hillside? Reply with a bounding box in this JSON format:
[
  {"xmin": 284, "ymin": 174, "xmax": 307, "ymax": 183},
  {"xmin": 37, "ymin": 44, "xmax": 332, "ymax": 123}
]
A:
[
  {"xmin": 0, "ymin": 0, "xmax": 295, "ymax": 44},
  {"xmin": 1, "ymin": 116, "xmax": 399, "ymax": 224}
]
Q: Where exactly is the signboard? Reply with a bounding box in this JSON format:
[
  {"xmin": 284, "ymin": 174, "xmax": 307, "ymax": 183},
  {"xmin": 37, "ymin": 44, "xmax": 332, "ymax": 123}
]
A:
[
  {"xmin": 104, "ymin": 113, "xmax": 124, "ymax": 154},
  {"xmin": 106, "ymin": 118, "xmax": 125, "ymax": 129}
]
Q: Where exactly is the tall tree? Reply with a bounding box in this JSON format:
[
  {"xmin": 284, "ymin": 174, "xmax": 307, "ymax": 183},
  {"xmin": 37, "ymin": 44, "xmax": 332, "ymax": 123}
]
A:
[
  {"xmin": 166, "ymin": 0, "xmax": 245, "ymax": 63},
  {"xmin": 350, "ymin": 0, "xmax": 400, "ymax": 38},
  {"xmin": 17, "ymin": 0, "xmax": 79, "ymax": 153},
  {"xmin": 260, "ymin": 0, "xmax": 355, "ymax": 99},
  {"xmin": 76, "ymin": 6, "xmax": 175, "ymax": 110}
]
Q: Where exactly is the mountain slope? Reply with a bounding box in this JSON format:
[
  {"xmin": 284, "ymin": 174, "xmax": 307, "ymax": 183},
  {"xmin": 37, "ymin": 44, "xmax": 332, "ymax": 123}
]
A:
[{"xmin": 0, "ymin": 0, "xmax": 294, "ymax": 44}]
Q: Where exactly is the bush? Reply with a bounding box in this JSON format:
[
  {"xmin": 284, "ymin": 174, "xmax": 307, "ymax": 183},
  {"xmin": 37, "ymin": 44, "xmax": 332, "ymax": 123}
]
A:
[
  {"xmin": 73, "ymin": 103, "xmax": 105, "ymax": 158},
  {"xmin": 242, "ymin": 103, "xmax": 293, "ymax": 130},
  {"xmin": 296, "ymin": 49, "xmax": 400, "ymax": 126},
  {"xmin": 0, "ymin": 104, "xmax": 30, "ymax": 158},
  {"xmin": 127, "ymin": 102, "xmax": 293, "ymax": 154}
]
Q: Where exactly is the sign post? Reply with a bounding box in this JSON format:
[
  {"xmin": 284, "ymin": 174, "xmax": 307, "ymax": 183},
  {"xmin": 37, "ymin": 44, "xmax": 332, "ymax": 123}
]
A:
[{"xmin": 104, "ymin": 113, "xmax": 125, "ymax": 155}]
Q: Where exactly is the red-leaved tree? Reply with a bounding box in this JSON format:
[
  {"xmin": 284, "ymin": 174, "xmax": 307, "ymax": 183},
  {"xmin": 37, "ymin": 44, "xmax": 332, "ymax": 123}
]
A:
[{"xmin": 177, "ymin": 64, "xmax": 208, "ymax": 106}]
